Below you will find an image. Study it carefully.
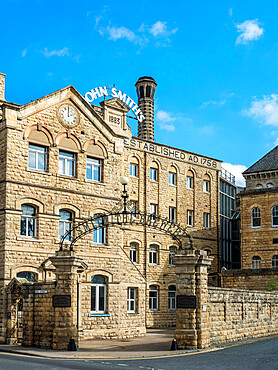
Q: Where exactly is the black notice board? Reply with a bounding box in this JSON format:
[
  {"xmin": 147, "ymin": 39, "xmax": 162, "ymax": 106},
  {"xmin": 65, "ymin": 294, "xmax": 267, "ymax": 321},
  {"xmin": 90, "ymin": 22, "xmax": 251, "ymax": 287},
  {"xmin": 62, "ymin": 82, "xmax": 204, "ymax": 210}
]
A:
[
  {"xmin": 53, "ymin": 295, "xmax": 71, "ymax": 308},
  {"xmin": 177, "ymin": 295, "xmax": 197, "ymax": 309}
]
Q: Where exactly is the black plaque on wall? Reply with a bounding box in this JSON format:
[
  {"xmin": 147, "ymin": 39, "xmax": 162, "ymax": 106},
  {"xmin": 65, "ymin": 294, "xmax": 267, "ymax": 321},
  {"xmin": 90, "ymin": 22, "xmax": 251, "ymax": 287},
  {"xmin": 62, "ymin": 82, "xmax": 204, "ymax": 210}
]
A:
[
  {"xmin": 177, "ymin": 295, "xmax": 197, "ymax": 309},
  {"xmin": 53, "ymin": 295, "xmax": 71, "ymax": 308}
]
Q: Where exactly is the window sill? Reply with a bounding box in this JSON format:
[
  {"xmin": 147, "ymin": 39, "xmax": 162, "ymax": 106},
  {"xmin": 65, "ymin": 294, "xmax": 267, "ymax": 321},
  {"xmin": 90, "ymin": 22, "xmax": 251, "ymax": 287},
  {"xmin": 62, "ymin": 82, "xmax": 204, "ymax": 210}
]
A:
[
  {"xmin": 186, "ymin": 187, "xmax": 194, "ymax": 191},
  {"xmin": 85, "ymin": 180, "xmax": 106, "ymax": 185},
  {"xmin": 90, "ymin": 313, "xmax": 110, "ymax": 317},
  {"xmin": 57, "ymin": 174, "xmax": 80, "ymax": 181},
  {"xmin": 27, "ymin": 168, "xmax": 51, "ymax": 176},
  {"xmin": 169, "ymin": 184, "xmax": 177, "ymax": 187},
  {"xmin": 127, "ymin": 311, "xmax": 138, "ymax": 314},
  {"xmin": 251, "ymin": 226, "xmax": 261, "ymax": 229},
  {"xmin": 16, "ymin": 236, "xmax": 43, "ymax": 243}
]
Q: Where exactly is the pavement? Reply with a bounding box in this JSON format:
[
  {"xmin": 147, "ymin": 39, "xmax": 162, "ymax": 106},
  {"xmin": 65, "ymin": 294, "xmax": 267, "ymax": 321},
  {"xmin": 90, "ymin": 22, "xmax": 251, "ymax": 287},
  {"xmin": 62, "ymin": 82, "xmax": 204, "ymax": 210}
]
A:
[{"xmin": 0, "ymin": 328, "xmax": 200, "ymax": 360}]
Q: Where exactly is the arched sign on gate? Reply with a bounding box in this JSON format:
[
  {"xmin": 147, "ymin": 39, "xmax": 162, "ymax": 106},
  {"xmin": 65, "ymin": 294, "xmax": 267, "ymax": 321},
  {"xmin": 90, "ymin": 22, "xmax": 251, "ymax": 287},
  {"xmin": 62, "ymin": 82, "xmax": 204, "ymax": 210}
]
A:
[{"xmin": 60, "ymin": 210, "xmax": 194, "ymax": 252}]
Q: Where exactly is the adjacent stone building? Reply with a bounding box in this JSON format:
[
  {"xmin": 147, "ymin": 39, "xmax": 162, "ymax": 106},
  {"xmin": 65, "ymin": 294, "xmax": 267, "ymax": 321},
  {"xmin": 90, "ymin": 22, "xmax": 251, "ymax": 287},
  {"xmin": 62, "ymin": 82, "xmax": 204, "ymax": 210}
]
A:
[{"xmin": 0, "ymin": 73, "xmax": 222, "ymax": 343}]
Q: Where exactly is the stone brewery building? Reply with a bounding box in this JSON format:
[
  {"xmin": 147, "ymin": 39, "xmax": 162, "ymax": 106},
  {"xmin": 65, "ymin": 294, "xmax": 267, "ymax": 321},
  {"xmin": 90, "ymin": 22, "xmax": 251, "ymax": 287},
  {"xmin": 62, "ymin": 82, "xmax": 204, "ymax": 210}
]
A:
[
  {"xmin": 0, "ymin": 73, "xmax": 223, "ymax": 344},
  {"xmin": 1, "ymin": 72, "xmax": 278, "ymax": 350}
]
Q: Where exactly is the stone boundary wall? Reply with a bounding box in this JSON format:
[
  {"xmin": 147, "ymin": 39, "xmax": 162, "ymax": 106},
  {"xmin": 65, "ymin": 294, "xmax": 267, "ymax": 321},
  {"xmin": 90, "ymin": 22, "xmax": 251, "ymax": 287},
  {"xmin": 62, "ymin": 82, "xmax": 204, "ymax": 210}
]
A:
[
  {"xmin": 209, "ymin": 287, "xmax": 278, "ymax": 345},
  {"xmin": 219, "ymin": 269, "xmax": 278, "ymax": 291}
]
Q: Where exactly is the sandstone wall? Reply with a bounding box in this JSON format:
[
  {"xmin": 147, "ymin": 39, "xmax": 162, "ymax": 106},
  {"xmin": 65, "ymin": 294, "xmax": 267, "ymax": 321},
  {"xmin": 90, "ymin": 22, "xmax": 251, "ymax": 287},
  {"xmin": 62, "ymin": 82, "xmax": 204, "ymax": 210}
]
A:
[{"xmin": 209, "ymin": 287, "xmax": 278, "ymax": 345}]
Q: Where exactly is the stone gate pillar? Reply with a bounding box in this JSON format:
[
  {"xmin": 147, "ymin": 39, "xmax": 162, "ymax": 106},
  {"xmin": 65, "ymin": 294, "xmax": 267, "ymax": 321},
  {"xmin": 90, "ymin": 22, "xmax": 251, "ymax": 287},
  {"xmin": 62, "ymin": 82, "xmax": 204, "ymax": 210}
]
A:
[
  {"xmin": 174, "ymin": 249, "xmax": 212, "ymax": 349},
  {"xmin": 50, "ymin": 250, "xmax": 85, "ymax": 350}
]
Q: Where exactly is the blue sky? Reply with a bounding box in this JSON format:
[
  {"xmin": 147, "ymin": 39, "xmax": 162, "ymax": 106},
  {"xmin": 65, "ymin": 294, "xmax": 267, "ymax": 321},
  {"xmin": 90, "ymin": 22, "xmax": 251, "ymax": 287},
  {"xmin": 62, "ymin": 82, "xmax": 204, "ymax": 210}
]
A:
[{"xmin": 2, "ymin": 0, "xmax": 278, "ymax": 185}]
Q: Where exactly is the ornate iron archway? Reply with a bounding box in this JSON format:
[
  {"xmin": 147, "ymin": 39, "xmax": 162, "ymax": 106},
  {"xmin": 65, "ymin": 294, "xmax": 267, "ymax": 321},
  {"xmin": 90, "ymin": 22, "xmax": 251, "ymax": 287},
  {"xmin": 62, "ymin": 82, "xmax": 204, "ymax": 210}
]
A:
[{"xmin": 60, "ymin": 210, "xmax": 194, "ymax": 252}]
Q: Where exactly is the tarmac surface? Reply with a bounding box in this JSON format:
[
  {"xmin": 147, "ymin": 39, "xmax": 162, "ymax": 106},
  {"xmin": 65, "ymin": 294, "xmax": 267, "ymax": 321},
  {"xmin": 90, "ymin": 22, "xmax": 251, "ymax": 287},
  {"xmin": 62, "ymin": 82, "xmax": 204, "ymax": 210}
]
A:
[{"xmin": 0, "ymin": 328, "xmax": 277, "ymax": 361}]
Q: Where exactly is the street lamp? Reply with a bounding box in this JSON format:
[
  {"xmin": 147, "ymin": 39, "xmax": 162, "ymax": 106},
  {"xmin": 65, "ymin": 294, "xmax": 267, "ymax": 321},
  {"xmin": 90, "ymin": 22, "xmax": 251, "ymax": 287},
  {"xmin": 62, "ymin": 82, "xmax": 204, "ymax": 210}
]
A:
[{"xmin": 119, "ymin": 177, "xmax": 129, "ymax": 214}]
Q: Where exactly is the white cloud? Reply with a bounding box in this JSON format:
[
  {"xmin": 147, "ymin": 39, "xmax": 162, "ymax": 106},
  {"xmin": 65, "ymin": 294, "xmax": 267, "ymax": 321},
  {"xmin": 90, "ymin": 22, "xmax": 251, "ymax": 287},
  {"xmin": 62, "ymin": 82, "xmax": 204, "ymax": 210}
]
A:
[
  {"xmin": 22, "ymin": 48, "xmax": 27, "ymax": 57},
  {"xmin": 236, "ymin": 19, "xmax": 263, "ymax": 45},
  {"xmin": 229, "ymin": 8, "xmax": 233, "ymax": 17},
  {"xmin": 222, "ymin": 163, "xmax": 247, "ymax": 187},
  {"xmin": 200, "ymin": 99, "xmax": 226, "ymax": 109},
  {"xmin": 156, "ymin": 110, "xmax": 176, "ymax": 131},
  {"xmin": 149, "ymin": 21, "xmax": 177, "ymax": 37},
  {"xmin": 42, "ymin": 47, "xmax": 70, "ymax": 57},
  {"xmin": 106, "ymin": 26, "xmax": 139, "ymax": 42},
  {"xmin": 244, "ymin": 94, "xmax": 278, "ymax": 126}
]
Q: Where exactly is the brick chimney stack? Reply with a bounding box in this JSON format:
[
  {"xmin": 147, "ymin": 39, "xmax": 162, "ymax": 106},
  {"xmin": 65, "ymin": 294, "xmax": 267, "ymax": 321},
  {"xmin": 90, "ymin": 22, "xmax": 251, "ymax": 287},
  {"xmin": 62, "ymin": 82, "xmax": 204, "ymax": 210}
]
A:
[
  {"xmin": 135, "ymin": 76, "xmax": 157, "ymax": 141},
  {"xmin": 0, "ymin": 73, "xmax": 6, "ymax": 101}
]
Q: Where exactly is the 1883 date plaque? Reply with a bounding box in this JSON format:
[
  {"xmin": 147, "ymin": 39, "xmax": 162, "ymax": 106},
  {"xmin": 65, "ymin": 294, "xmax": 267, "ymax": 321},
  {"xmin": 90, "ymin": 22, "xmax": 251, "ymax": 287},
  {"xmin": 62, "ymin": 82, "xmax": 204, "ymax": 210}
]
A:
[
  {"xmin": 53, "ymin": 295, "xmax": 71, "ymax": 308},
  {"xmin": 177, "ymin": 295, "xmax": 197, "ymax": 309}
]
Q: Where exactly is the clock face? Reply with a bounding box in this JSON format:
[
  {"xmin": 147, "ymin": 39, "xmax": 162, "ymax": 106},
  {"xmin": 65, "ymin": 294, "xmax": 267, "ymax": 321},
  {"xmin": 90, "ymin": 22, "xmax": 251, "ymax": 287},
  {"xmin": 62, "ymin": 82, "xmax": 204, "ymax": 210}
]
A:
[{"xmin": 58, "ymin": 105, "xmax": 79, "ymax": 127}]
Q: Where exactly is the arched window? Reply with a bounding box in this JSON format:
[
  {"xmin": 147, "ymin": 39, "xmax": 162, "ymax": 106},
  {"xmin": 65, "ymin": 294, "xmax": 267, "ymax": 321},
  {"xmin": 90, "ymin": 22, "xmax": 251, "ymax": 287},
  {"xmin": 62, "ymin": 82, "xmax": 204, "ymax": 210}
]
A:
[
  {"xmin": 58, "ymin": 137, "xmax": 78, "ymax": 177},
  {"xmin": 169, "ymin": 246, "xmax": 176, "ymax": 266},
  {"xmin": 169, "ymin": 165, "xmax": 177, "ymax": 185},
  {"xmin": 91, "ymin": 275, "xmax": 107, "ymax": 313},
  {"xmin": 130, "ymin": 242, "xmax": 138, "ymax": 263},
  {"xmin": 256, "ymin": 184, "xmax": 263, "ymax": 189},
  {"xmin": 203, "ymin": 174, "xmax": 210, "ymax": 193},
  {"xmin": 93, "ymin": 214, "xmax": 106, "ymax": 244},
  {"xmin": 21, "ymin": 205, "xmax": 37, "ymax": 238},
  {"xmin": 130, "ymin": 157, "xmax": 139, "ymax": 177},
  {"xmin": 59, "ymin": 210, "xmax": 73, "ymax": 240},
  {"xmin": 251, "ymin": 256, "xmax": 261, "ymax": 269},
  {"xmin": 150, "ymin": 161, "xmax": 158, "ymax": 181},
  {"xmin": 267, "ymin": 183, "xmax": 274, "ymax": 188},
  {"xmin": 272, "ymin": 255, "xmax": 278, "ymax": 268},
  {"xmin": 16, "ymin": 271, "xmax": 38, "ymax": 282},
  {"xmin": 272, "ymin": 206, "xmax": 278, "ymax": 227},
  {"xmin": 251, "ymin": 207, "xmax": 261, "ymax": 228},
  {"xmin": 149, "ymin": 285, "xmax": 158, "ymax": 310},
  {"xmin": 149, "ymin": 245, "xmax": 158, "ymax": 264},
  {"xmin": 28, "ymin": 129, "xmax": 50, "ymax": 172},
  {"xmin": 86, "ymin": 143, "xmax": 105, "ymax": 182},
  {"xmin": 186, "ymin": 170, "xmax": 194, "ymax": 189},
  {"xmin": 168, "ymin": 285, "xmax": 176, "ymax": 310}
]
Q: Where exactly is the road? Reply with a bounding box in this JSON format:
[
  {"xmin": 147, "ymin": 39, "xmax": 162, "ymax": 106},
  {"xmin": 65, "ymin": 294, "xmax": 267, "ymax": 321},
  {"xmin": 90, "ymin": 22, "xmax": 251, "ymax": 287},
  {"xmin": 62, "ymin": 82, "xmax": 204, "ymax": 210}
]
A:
[{"xmin": 0, "ymin": 336, "xmax": 277, "ymax": 370}]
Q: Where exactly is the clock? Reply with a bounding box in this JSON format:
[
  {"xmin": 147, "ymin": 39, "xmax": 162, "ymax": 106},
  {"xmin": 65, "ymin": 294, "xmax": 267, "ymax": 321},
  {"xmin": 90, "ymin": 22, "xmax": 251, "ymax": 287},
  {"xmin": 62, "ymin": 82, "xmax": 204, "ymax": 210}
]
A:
[{"xmin": 58, "ymin": 104, "xmax": 79, "ymax": 128}]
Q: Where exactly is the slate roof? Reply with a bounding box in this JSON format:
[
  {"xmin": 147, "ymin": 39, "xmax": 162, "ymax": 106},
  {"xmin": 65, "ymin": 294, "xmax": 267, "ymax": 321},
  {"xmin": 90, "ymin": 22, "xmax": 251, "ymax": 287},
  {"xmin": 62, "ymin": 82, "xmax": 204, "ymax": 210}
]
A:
[{"xmin": 243, "ymin": 146, "xmax": 278, "ymax": 174}]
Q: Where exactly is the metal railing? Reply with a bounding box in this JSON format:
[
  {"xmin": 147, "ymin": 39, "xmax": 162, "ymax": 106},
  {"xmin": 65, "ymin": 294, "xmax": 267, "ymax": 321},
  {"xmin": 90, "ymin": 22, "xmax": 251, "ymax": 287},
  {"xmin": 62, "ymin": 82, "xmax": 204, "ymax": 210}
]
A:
[{"xmin": 220, "ymin": 168, "xmax": 235, "ymax": 185}]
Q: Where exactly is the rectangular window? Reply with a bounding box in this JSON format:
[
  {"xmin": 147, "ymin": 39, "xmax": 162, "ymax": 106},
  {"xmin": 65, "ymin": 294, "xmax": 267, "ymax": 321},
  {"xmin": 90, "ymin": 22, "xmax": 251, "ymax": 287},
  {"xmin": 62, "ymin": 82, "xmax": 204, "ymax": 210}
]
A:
[
  {"xmin": 169, "ymin": 172, "xmax": 176, "ymax": 185},
  {"xmin": 130, "ymin": 163, "xmax": 138, "ymax": 177},
  {"xmin": 130, "ymin": 243, "xmax": 138, "ymax": 263},
  {"xmin": 186, "ymin": 176, "xmax": 193, "ymax": 189},
  {"xmin": 169, "ymin": 207, "xmax": 176, "ymax": 222},
  {"xmin": 149, "ymin": 286, "xmax": 158, "ymax": 310},
  {"xmin": 127, "ymin": 288, "xmax": 136, "ymax": 313},
  {"xmin": 59, "ymin": 150, "xmax": 76, "ymax": 177},
  {"xmin": 93, "ymin": 217, "xmax": 106, "ymax": 244},
  {"xmin": 204, "ymin": 212, "xmax": 210, "ymax": 229},
  {"xmin": 187, "ymin": 210, "xmax": 194, "ymax": 227},
  {"xmin": 149, "ymin": 246, "xmax": 158, "ymax": 264},
  {"xmin": 203, "ymin": 180, "xmax": 210, "ymax": 193},
  {"xmin": 130, "ymin": 200, "xmax": 139, "ymax": 217},
  {"xmin": 87, "ymin": 157, "xmax": 102, "ymax": 181},
  {"xmin": 150, "ymin": 168, "xmax": 158, "ymax": 181},
  {"xmin": 28, "ymin": 144, "xmax": 47, "ymax": 171},
  {"xmin": 150, "ymin": 203, "xmax": 158, "ymax": 216},
  {"xmin": 168, "ymin": 287, "xmax": 176, "ymax": 310}
]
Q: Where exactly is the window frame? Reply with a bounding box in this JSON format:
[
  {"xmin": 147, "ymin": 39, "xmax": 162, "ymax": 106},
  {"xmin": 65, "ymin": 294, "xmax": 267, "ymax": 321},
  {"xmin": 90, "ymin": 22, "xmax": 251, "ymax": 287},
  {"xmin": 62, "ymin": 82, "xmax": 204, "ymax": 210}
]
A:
[
  {"xmin": 149, "ymin": 285, "xmax": 158, "ymax": 310},
  {"xmin": 251, "ymin": 256, "xmax": 261, "ymax": 269},
  {"xmin": 169, "ymin": 246, "xmax": 176, "ymax": 266},
  {"xmin": 130, "ymin": 243, "xmax": 138, "ymax": 263},
  {"xmin": 187, "ymin": 210, "xmax": 194, "ymax": 227},
  {"xmin": 91, "ymin": 275, "xmax": 107, "ymax": 313},
  {"xmin": 93, "ymin": 215, "xmax": 106, "ymax": 244},
  {"xmin": 150, "ymin": 203, "xmax": 158, "ymax": 216},
  {"xmin": 59, "ymin": 209, "xmax": 73, "ymax": 241},
  {"xmin": 168, "ymin": 285, "xmax": 176, "ymax": 310},
  {"xmin": 251, "ymin": 207, "xmax": 261, "ymax": 228},
  {"xmin": 59, "ymin": 150, "xmax": 76, "ymax": 177},
  {"xmin": 20, "ymin": 205, "xmax": 37, "ymax": 238},
  {"xmin": 169, "ymin": 207, "xmax": 176, "ymax": 222},
  {"xmin": 28, "ymin": 143, "xmax": 47, "ymax": 172},
  {"xmin": 130, "ymin": 163, "xmax": 138, "ymax": 177},
  {"xmin": 272, "ymin": 206, "xmax": 278, "ymax": 227},
  {"xmin": 150, "ymin": 167, "xmax": 158, "ymax": 181},
  {"xmin": 203, "ymin": 212, "xmax": 210, "ymax": 229},
  {"xmin": 149, "ymin": 245, "xmax": 158, "ymax": 264},
  {"xmin": 203, "ymin": 180, "xmax": 210, "ymax": 193},
  {"xmin": 272, "ymin": 255, "xmax": 278, "ymax": 268},
  {"xmin": 169, "ymin": 172, "xmax": 176, "ymax": 185},
  {"xmin": 86, "ymin": 156, "xmax": 102, "ymax": 182},
  {"xmin": 127, "ymin": 287, "xmax": 136, "ymax": 313},
  {"xmin": 186, "ymin": 176, "xmax": 194, "ymax": 189}
]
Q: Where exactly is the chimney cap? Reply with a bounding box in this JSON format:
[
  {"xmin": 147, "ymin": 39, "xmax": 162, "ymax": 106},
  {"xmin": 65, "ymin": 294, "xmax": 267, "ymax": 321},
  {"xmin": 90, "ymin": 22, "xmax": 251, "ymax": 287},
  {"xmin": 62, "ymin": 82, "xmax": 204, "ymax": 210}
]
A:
[{"xmin": 135, "ymin": 76, "xmax": 157, "ymax": 86}]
